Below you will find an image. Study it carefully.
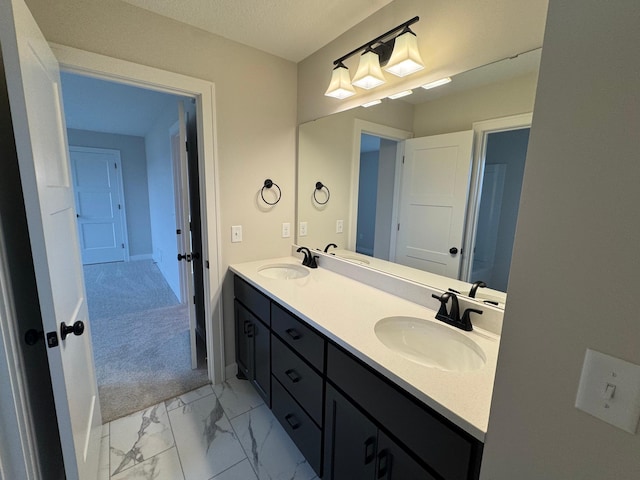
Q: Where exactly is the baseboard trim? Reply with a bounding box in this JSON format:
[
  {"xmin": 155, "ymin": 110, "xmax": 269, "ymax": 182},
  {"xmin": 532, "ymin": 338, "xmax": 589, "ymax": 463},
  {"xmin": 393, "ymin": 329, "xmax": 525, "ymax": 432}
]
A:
[
  {"xmin": 224, "ymin": 363, "xmax": 237, "ymax": 382},
  {"xmin": 129, "ymin": 254, "xmax": 153, "ymax": 261}
]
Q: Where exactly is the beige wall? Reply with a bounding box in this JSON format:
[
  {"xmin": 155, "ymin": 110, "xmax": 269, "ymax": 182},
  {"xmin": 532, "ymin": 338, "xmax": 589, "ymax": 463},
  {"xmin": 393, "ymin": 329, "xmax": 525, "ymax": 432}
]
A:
[
  {"xmin": 24, "ymin": 0, "xmax": 297, "ymax": 365},
  {"xmin": 297, "ymin": 0, "xmax": 548, "ymax": 123},
  {"xmin": 481, "ymin": 1, "xmax": 640, "ymax": 478},
  {"xmin": 412, "ymin": 72, "xmax": 538, "ymax": 137}
]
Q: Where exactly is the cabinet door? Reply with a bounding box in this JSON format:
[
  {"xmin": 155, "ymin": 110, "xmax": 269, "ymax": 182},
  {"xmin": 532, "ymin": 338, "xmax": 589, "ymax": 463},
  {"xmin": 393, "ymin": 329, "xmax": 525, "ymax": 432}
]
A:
[
  {"xmin": 252, "ymin": 314, "xmax": 271, "ymax": 406},
  {"xmin": 376, "ymin": 430, "xmax": 437, "ymax": 480},
  {"xmin": 324, "ymin": 385, "xmax": 377, "ymax": 480},
  {"xmin": 234, "ymin": 300, "xmax": 252, "ymax": 380},
  {"xmin": 234, "ymin": 300, "xmax": 270, "ymax": 405}
]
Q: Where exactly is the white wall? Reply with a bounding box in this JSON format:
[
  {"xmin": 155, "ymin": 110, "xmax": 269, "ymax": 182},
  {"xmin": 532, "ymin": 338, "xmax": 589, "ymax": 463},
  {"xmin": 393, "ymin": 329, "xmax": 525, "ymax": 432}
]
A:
[
  {"xmin": 67, "ymin": 128, "xmax": 153, "ymax": 259},
  {"xmin": 481, "ymin": 1, "xmax": 640, "ymax": 478},
  {"xmin": 145, "ymin": 100, "xmax": 180, "ymax": 299},
  {"xmin": 24, "ymin": 0, "xmax": 298, "ymax": 365}
]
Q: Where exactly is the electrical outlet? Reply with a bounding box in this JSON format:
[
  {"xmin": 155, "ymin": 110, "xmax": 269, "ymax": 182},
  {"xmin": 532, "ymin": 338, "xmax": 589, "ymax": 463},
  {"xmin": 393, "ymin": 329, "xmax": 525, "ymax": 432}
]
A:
[
  {"xmin": 231, "ymin": 225, "xmax": 242, "ymax": 243},
  {"xmin": 299, "ymin": 221, "xmax": 308, "ymax": 237},
  {"xmin": 282, "ymin": 222, "xmax": 291, "ymax": 238},
  {"xmin": 336, "ymin": 219, "xmax": 344, "ymax": 233}
]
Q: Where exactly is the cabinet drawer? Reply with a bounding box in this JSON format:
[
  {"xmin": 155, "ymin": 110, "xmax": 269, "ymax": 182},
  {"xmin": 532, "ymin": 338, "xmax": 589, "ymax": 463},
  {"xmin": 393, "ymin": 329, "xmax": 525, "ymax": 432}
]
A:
[
  {"xmin": 272, "ymin": 376, "xmax": 322, "ymax": 476},
  {"xmin": 272, "ymin": 334, "xmax": 323, "ymax": 425},
  {"xmin": 327, "ymin": 344, "xmax": 482, "ymax": 480},
  {"xmin": 271, "ymin": 303, "xmax": 324, "ymax": 372},
  {"xmin": 234, "ymin": 275, "xmax": 270, "ymax": 324}
]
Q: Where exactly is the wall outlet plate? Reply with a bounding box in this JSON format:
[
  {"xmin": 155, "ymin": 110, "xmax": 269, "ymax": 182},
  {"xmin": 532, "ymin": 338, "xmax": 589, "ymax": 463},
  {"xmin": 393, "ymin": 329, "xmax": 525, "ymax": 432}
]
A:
[
  {"xmin": 282, "ymin": 222, "xmax": 291, "ymax": 238},
  {"xmin": 299, "ymin": 221, "xmax": 307, "ymax": 237},
  {"xmin": 336, "ymin": 219, "xmax": 344, "ymax": 233},
  {"xmin": 575, "ymin": 349, "xmax": 640, "ymax": 434}
]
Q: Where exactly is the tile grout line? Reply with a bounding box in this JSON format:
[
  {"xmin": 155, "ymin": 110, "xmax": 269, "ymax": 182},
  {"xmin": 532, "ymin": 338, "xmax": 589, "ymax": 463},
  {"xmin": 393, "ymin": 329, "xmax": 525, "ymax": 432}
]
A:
[{"xmin": 165, "ymin": 397, "xmax": 188, "ymax": 480}]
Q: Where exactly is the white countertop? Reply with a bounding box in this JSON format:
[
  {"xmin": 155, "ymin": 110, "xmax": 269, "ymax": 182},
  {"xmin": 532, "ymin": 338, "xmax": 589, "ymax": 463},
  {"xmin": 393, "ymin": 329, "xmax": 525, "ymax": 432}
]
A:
[{"xmin": 229, "ymin": 256, "xmax": 501, "ymax": 442}]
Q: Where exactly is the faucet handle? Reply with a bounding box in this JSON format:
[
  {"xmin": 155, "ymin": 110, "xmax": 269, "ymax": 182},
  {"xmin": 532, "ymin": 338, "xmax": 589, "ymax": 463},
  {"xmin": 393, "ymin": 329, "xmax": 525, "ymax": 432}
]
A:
[{"xmin": 460, "ymin": 308, "xmax": 482, "ymax": 331}]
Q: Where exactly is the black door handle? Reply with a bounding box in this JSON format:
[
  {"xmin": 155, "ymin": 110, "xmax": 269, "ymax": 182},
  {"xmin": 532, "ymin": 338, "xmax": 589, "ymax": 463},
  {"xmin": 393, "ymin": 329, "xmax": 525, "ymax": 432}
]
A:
[
  {"xmin": 60, "ymin": 320, "xmax": 85, "ymax": 340},
  {"xmin": 177, "ymin": 253, "xmax": 192, "ymax": 262},
  {"xmin": 449, "ymin": 247, "xmax": 458, "ymax": 255}
]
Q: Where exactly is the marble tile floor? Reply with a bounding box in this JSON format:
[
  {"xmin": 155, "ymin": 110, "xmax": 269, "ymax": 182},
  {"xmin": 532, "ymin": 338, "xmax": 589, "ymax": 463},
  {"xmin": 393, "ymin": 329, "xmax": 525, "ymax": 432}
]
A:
[{"xmin": 99, "ymin": 377, "xmax": 319, "ymax": 480}]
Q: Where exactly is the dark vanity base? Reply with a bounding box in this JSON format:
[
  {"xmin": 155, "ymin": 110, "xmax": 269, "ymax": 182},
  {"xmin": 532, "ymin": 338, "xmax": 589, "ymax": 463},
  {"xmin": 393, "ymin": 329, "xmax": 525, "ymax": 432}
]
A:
[{"xmin": 233, "ymin": 274, "xmax": 483, "ymax": 479}]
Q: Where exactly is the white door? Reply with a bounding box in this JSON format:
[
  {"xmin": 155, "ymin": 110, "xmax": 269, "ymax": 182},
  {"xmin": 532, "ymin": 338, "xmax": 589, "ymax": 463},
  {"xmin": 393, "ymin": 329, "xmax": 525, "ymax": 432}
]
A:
[
  {"xmin": 395, "ymin": 130, "xmax": 474, "ymax": 278},
  {"xmin": 70, "ymin": 146, "xmax": 127, "ymax": 264},
  {"xmin": 171, "ymin": 101, "xmax": 198, "ymax": 368},
  {"xmin": 0, "ymin": 1, "xmax": 102, "ymax": 479}
]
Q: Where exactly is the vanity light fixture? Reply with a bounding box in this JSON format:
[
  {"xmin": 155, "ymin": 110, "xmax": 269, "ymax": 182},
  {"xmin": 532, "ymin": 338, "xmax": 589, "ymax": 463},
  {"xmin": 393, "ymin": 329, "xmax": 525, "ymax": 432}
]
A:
[
  {"xmin": 352, "ymin": 47, "xmax": 386, "ymax": 89},
  {"xmin": 384, "ymin": 25, "xmax": 425, "ymax": 77},
  {"xmin": 325, "ymin": 17, "xmax": 424, "ymax": 99},
  {"xmin": 387, "ymin": 89, "xmax": 413, "ymax": 99},
  {"xmin": 324, "ymin": 62, "xmax": 357, "ymax": 99},
  {"xmin": 361, "ymin": 99, "xmax": 382, "ymax": 108},
  {"xmin": 421, "ymin": 77, "xmax": 452, "ymax": 90}
]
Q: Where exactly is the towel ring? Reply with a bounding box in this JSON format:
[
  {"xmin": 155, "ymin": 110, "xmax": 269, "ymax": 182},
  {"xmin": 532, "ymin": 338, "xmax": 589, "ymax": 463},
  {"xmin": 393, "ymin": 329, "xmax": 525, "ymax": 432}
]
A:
[
  {"xmin": 313, "ymin": 181, "xmax": 330, "ymax": 205},
  {"xmin": 261, "ymin": 179, "xmax": 281, "ymax": 205}
]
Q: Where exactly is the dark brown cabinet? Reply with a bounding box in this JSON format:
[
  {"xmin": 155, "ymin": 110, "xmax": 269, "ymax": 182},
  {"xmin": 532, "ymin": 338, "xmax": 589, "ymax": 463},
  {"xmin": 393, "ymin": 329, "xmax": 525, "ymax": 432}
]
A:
[
  {"xmin": 234, "ymin": 300, "xmax": 270, "ymax": 405},
  {"xmin": 324, "ymin": 384, "xmax": 436, "ymax": 480},
  {"xmin": 233, "ymin": 274, "xmax": 483, "ymax": 480}
]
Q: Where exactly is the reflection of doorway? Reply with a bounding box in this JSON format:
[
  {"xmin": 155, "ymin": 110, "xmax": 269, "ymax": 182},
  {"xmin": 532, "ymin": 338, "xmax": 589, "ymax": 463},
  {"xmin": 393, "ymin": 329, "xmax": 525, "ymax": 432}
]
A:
[
  {"xmin": 470, "ymin": 128, "xmax": 529, "ymax": 291},
  {"xmin": 61, "ymin": 72, "xmax": 209, "ymax": 420},
  {"xmin": 356, "ymin": 134, "xmax": 400, "ymax": 259}
]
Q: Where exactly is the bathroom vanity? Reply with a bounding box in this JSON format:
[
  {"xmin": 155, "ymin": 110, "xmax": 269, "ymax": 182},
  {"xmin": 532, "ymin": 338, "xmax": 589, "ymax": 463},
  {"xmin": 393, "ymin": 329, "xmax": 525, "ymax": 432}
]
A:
[{"xmin": 231, "ymin": 256, "xmax": 501, "ymax": 480}]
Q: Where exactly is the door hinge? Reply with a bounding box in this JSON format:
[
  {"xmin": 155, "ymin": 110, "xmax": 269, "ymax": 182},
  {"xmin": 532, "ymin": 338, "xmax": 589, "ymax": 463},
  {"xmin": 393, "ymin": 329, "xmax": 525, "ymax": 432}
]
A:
[
  {"xmin": 205, "ymin": 260, "xmax": 210, "ymax": 269},
  {"xmin": 176, "ymin": 228, "xmax": 182, "ymax": 235},
  {"xmin": 397, "ymin": 223, "xmax": 400, "ymax": 231},
  {"xmin": 121, "ymin": 243, "xmax": 125, "ymax": 249},
  {"xmin": 46, "ymin": 331, "xmax": 59, "ymax": 348},
  {"xmin": 118, "ymin": 204, "xmax": 121, "ymax": 210},
  {"xmin": 114, "ymin": 163, "xmax": 117, "ymax": 169},
  {"xmin": 185, "ymin": 141, "xmax": 189, "ymax": 152},
  {"xmin": 402, "ymin": 156, "xmax": 405, "ymax": 164},
  {"xmin": 193, "ymin": 295, "xmax": 196, "ymax": 305}
]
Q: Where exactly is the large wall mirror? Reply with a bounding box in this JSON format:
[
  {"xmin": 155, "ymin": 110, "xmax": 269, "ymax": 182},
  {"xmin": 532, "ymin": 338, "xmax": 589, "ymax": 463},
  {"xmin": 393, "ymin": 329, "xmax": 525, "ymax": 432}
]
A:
[{"xmin": 296, "ymin": 48, "xmax": 541, "ymax": 308}]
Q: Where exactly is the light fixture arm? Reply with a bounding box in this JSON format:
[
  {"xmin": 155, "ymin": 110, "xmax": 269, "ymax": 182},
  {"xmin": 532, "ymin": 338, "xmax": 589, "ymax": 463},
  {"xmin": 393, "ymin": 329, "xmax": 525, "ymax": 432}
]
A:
[{"xmin": 332, "ymin": 16, "xmax": 419, "ymax": 67}]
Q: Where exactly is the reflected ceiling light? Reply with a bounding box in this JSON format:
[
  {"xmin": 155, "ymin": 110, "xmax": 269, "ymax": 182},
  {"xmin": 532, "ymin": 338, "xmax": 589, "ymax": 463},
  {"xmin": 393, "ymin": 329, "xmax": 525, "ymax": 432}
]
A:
[
  {"xmin": 421, "ymin": 77, "xmax": 452, "ymax": 90},
  {"xmin": 324, "ymin": 62, "xmax": 356, "ymax": 99},
  {"xmin": 361, "ymin": 99, "xmax": 382, "ymax": 108},
  {"xmin": 325, "ymin": 17, "xmax": 424, "ymax": 100},
  {"xmin": 384, "ymin": 26, "xmax": 425, "ymax": 77},
  {"xmin": 387, "ymin": 90, "xmax": 413, "ymax": 99},
  {"xmin": 352, "ymin": 48, "xmax": 386, "ymax": 89}
]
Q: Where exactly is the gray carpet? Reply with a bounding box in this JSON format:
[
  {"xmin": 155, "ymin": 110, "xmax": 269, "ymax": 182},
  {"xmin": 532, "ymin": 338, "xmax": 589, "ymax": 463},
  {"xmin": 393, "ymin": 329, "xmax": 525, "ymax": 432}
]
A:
[{"xmin": 84, "ymin": 260, "xmax": 209, "ymax": 423}]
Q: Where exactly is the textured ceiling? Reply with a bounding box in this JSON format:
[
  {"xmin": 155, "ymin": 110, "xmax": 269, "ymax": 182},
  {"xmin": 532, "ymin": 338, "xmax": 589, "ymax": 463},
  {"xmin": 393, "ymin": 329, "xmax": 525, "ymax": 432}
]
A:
[{"xmin": 120, "ymin": 0, "xmax": 393, "ymax": 62}]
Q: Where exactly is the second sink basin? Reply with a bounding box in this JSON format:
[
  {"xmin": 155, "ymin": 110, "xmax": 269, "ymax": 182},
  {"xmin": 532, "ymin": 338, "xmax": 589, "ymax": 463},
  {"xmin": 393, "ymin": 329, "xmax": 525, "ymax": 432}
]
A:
[
  {"xmin": 375, "ymin": 316, "xmax": 486, "ymax": 372},
  {"xmin": 257, "ymin": 263, "xmax": 309, "ymax": 280}
]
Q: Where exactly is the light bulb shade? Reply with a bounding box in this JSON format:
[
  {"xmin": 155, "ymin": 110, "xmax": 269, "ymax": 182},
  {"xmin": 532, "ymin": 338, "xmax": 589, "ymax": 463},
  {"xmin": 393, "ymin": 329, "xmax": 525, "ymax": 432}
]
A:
[
  {"xmin": 384, "ymin": 30, "xmax": 425, "ymax": 77},
  {"xmin": 351, "ymin": 50, "xmax": 386, "ymax": 90},
  {"xmin": 325, "ymin": 64, "xmax": 356, "ymax": 99}
]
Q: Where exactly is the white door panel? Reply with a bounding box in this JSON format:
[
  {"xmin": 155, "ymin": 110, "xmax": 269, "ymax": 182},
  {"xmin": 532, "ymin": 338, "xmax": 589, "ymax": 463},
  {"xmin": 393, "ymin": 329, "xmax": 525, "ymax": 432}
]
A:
[
  {"xmin": 70, "ymin": 146, "xmax": 126, "ymax": 264},
  {"xmin": 0, "ymin": 1, "xmax": 101, "ymax": 479},
  {"xmin": 396, "ymin": 131, "xmax": 474, "ymax": 279}
]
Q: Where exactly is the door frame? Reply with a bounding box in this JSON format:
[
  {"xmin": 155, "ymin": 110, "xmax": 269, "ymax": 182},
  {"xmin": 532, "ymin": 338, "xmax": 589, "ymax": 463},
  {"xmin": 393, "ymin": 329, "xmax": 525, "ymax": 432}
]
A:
[
  {"xmin": 69, "ymin": 145, "xmax": 130, "ymax": 263},
  {"xmin": 459, "ymin": 112, "xmax": 533, "ymax": 281},
  {"xmin": 51, "ymin": 43, "xmax": 225, "ymax": 384},
  {"xmin": 349, "ymin": 120, "xmax": 413, "ymax": 254}
]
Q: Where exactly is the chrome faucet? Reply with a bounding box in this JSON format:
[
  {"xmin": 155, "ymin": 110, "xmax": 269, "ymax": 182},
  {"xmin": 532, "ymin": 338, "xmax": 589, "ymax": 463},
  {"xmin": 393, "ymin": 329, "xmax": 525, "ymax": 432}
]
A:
[
  {"xmin": 432, "ymin": 292, "xmax": 482, "ymax": 331},
  {"xmin": 296, "ymin": 246, "xmax": 318, "ymax": 268}
]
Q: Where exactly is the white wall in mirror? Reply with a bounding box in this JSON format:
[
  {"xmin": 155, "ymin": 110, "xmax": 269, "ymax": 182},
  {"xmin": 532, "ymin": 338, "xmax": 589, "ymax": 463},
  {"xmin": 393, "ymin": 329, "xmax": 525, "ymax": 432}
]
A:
[{"xmin": 297, "ymin": 50, "xmax": 541, "ymax": 307}]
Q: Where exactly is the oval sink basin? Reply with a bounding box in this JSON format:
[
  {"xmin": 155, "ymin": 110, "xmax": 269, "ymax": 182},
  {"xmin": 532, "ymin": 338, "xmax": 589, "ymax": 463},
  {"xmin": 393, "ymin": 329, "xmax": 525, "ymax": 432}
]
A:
[
  {"xmin": 257, "ymin": 263, "xmax": 309, "ymax": 280},
  {"xmin": 375, "ymin": 316, "xmax": 486, "ymax": 372}
]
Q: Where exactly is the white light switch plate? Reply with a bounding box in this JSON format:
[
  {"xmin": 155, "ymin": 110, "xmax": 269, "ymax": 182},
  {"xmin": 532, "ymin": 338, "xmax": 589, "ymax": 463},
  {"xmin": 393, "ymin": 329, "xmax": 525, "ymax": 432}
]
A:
[
  {"xmin": 336, "ymin": 219, "xmax": 344, "ymax": 233},
  {"xmin": 231, "ymin": 225, "xmax": 242, "ymax": 243},
  {"xmin": 575, "ymin": 349, "xmax": 640, "ymax": 434}
]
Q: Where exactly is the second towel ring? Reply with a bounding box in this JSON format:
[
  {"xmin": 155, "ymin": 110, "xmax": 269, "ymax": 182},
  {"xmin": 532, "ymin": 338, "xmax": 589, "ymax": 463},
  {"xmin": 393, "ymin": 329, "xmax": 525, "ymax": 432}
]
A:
[
  {"xmin": 313, "ymin": 181, "xmax": 330, "ymax": 205},
  {"xmin": 261, "ymin": 179, "xmax": 281, "ymax": 205}
]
